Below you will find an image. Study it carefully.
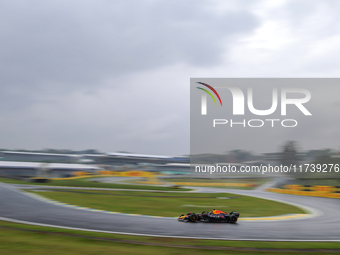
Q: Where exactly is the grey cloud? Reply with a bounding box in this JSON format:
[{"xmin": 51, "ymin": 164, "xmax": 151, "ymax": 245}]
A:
[
  {"xmin": 0, "ymin": 0, "xmax": 258, "ymax": 90},
  {"xmin": 4, "ymin": 0, "xmax": 340, "ymax": 155}
]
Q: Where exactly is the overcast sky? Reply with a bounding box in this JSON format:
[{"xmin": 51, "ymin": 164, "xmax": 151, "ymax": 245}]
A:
[{"xmin": 1, "ymin": 0, "xmax": 340, "ymax": 155}]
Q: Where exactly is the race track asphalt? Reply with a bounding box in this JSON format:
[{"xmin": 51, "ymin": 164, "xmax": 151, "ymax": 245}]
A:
[{"xmin": 0, "ymin": 182, "xmax": 339, "ymax": 241}]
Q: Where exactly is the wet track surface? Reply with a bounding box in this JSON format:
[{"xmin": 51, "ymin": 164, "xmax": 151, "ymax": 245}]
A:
[{"xmin": 0, "ymin": 182, "xmax": 339, "ymax": 241}]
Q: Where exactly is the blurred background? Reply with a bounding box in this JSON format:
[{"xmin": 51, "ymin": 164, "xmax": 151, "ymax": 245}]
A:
[{"xmin": 1, "ymin": 0, "xmax": 340, "ymax": 254}]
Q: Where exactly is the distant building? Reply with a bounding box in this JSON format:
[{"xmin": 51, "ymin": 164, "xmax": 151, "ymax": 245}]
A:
[
  {"xmin": 0, "ymin": 161, "xmax": 100, "ymax": 178},
  {"xmin": 0, "ymin": 151, "xmax": 81, "ymax": 163},
  {"xmin": 92, "ymin": 152, "xmax": 188, "ymax": 165}
]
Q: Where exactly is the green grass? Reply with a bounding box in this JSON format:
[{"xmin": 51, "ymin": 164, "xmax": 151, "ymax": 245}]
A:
[
  {"xmin": 124, "ymin": 178, "xmax": 269, "ymax": 190},
  {"xmin": 0, "ymin": 220, "xmax": 339, "ymax": 254},
  {"xmin": 0, "ymin": 177, "xmax": 191, "ymax": 191},
  {"xmin": 161, "ymin": 178, "xmax": 269, "ymax": 183},
  {"xmin": 183, "ymin": 184, "xmax": 255, "ymax": 190},
  {"xmin": 28, "ymin": 189, "xmax": 305, "ymax": 217},
  {"xmin": 0, "ymin": 177, "xmax": 31, "ymax": 185}
]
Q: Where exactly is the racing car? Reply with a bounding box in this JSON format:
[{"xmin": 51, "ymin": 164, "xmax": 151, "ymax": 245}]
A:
[{"xmin": 178, "ymin": 209, "xmax": 239, "ymax": 223}]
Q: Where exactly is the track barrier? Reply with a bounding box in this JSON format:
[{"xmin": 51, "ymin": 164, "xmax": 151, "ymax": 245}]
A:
[{"xmin": 267, "ymin": 185, "xmax": 340, "ymax": 199}]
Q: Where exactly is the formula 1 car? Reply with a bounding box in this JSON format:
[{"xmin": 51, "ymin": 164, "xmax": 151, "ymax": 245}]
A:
[{"xmin": 178, "ymin": 209, "xmax": 239, "ymax": 223}]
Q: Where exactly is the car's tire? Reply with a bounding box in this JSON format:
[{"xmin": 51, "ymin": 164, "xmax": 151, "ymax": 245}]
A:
[
  {"xmin": 229, "ymin": 215, "xmax": 238, "ymax": 223},
  {"xmin": 189, "ymin": 213, "xmax": 198, "ymax": 222}
]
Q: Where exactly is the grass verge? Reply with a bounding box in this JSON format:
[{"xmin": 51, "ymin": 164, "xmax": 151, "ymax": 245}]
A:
[
  {"xmin": 125, "ymin": 178, "xmax": 270, "ymax": 190},
  {"xmin": 0, "ymin": 177, "xmax": 191, "ymax": 191},
  {"xmin": 0, "ymin": 220, "xmax": 339, "ymax": 255},
  {"xmin": 27, "ymin": 189, "xmax": 305, "ymax": 217}
]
